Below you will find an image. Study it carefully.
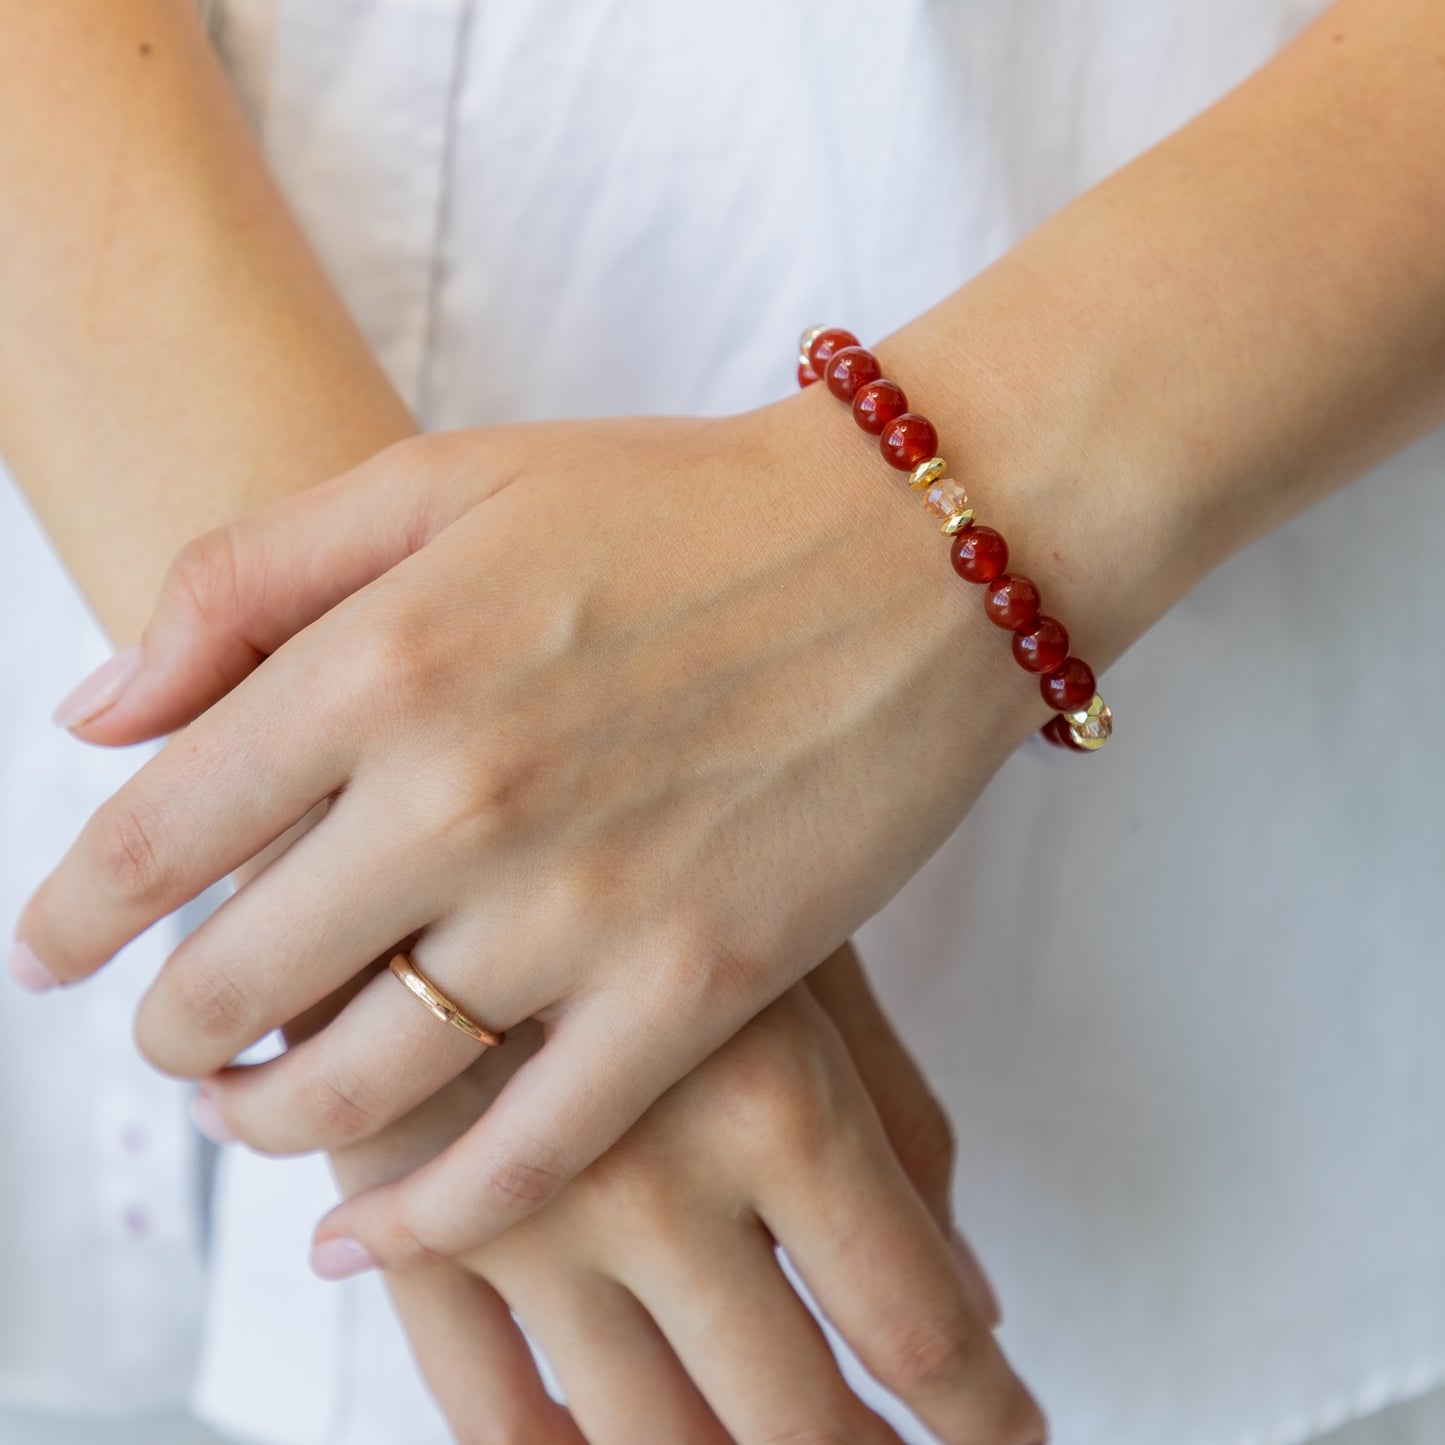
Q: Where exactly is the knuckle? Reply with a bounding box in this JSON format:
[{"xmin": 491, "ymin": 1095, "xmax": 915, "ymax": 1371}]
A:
[
  {"xmin": 479, "ymin": 1152, "xmax": 566, "ymax": 1222},
  {"xmin": 870, "ymin": 1308, "xmax": 983, "ymax": 1396},
  {"xmin": 651, "ymin": 925, "xmax": 765, "ymax": 1021},
  {"xmin": 575, "ymin": 1149, "xmax": 682, "ymax": 1236},
  {"xmin": 321, "ymin": 622, "xmax": 414, "ymax": 714},
  {"xmin": 297, "ymin": 1062, "xmax": 388, "ymax": 1146},
  {"xmin": 721, "ymin": 1006, "xmax": 852, "ymax": 1154},
  {"xmin": 90, "ymin": 798, "xmax": 170, "ymax": 903},
  {"xmin": 432, "ymin": 748, "xmax": 543, "ymax": 849},
  {"xmin": 146, "ymin": 961, "xmax": 252, "ymax": 1060},
  {"xmin": 164, "ymin": 527, "xmax": 241, "ymax": 626}
]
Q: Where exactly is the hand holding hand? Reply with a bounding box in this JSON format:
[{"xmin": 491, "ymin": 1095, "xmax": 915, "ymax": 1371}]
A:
[
  {"xmin": 325, "ymin": 944, "xmax": 1045, "ymax": 1445},
  {"xmin": 19, "ymin": 398, "xmax": 1041, "ymax": 1261}
]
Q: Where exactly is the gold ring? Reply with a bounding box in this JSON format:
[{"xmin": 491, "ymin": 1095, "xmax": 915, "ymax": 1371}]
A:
[{"xmin": 389, "ymin": 953, "xmax": 505, "ymax": 1048}]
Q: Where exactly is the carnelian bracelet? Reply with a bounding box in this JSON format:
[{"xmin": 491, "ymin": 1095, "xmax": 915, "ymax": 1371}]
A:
[{"xmin": 797, "ymin": 326, "xmax": 1112, "ymax": 753}]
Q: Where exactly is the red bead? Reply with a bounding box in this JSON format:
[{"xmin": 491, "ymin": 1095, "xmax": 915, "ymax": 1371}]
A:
[
  {"xmin": 1041, "ymin": 714, "xmax": 1088, "ymax": 750},
  {"xmin": 825, "ymin": 346, "xmax": 882, "ymax": 402},
  {"xmin": 851, "ymin": 379, "xmax": 908, "ymax": 435},
  {"xmin": 1040, "ymin": 657, "xmax": 1096, "ymax": 712},
  {"xmin": 808, "ymin": 327, "xmax": 860, "ymax": 377},
  {"xmin": 983, "ymin": 575, "xmax": 1041, "ymax": 630},
  {"xmin": 1012, "ymin": 616, "xmax": 1070, "ymax": 674},
  {"xmin": 798, "ymin": 360, "xmax": 820, "ymax": 388},
  {"xmin": 879, "ymin": 413, "xmax": 939, "ymax": 472},
  {"xmin": 949, "ymin": 525, "xmax": 1009, "ymax": 583}
]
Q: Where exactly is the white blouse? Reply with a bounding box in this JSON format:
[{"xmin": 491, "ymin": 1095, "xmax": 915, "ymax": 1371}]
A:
[{"xmin": 2, "ymin": 2, "xmax": 1442, "ymax": 1444}]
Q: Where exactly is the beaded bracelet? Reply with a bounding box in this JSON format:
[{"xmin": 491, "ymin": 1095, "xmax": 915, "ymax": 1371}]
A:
[{"xmin": 797, "ymin": 326, "xmax": 1112, "ymax": 753}]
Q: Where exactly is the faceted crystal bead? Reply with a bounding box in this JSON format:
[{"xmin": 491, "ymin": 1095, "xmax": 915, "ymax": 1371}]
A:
[
  {"xmin": 923, "ymin": 477, "xmax": 969, "ymax": 522},
  {"xmin": 1065, "ymin": 695, "xmax": 1113, "ymax": 750}
]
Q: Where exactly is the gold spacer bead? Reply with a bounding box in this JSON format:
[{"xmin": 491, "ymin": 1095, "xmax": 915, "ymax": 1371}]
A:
[
  {"xmin": 909, "ymin": 456, "xmax": 948, "ymax": 491},
  {"xmin": 1064, "ymin": 693, "xmax": 1108, "ymax": 725},
  {"xmin": 940, "ymin": 509, "xmax": 976, "ymax": 536},
  {"xmin": 1065, "ymin": 695, "xmax": 1113, "ymax": 750},
  {"xmin": 798, "ymin": 325, "xmax": 827, "ymax": 368}
]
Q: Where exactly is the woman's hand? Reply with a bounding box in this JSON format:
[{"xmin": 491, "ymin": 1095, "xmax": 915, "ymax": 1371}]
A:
[
  {"xmin": 17, "ymin": 396, "xmax": 1045, "ymax": 1260},
  {"xmin": 322, "ymin": 945, "xmax": 1045, "ymax": 1445}
]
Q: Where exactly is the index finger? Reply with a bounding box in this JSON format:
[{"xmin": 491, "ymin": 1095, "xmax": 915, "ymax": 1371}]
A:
[{"xmin": 14, "ymin": 643, "xmax": 351, "ymax": 987}]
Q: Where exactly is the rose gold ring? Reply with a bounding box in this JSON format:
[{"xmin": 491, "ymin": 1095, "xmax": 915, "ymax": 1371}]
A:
[{"xmin": 388, "ymin": 953, "xmax": 505, "ymax": 1049}]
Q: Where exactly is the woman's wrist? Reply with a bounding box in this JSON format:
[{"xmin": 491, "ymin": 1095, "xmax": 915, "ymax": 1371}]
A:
[{"xmin": 815, "ymin": 1, "xmax": 1445, "ymax": 692}]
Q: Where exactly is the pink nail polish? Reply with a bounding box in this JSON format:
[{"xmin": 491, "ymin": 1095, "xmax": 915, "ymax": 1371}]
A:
[
  {"xmin": 310, "ymin": 1238, "xmax": 380, "ymax": 1281},
  {"xmin": 9, "ymin": 941, "xmax": 59, "ymax": 993},
  {"xmin": 52, "ymin": 644, "xmax": 143, "ymax": 730},
  {"xmin": 190, "ymin": 1092, "xmax": 235, "ymax": 1144}
]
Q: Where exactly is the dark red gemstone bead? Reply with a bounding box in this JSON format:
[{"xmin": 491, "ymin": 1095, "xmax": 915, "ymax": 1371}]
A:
[
  {"xmin": 1040, "ymin": 657, "xmax": 1096, "ymax": 712},
  {"xmin": 807, "ymin": 327, "xmax": 860, "ymax": 377},
  {"xmin": 983, "ymin": 575, "xmax": 1041, "ymax": 630},
  {"xmin": 851, "ymin": 379, "xmax": 908, "ymax": 435},
  {"xmin": 949, "ymin": 525, "xmax": 1009, "ymax": 583},
  {"xmin": 798, "ymin": 360, "xmax": 820, "ymax": 388},
  {"xmin": 879, "ymin": 413, "xmax": 939, "ymax": 472},
  {"xmin": 1041, "ymin": 714, "xmax": 1087, "ymax": 750},
  {"xmin": 1012, "ymin": 616, "xmax": 1070, "ymax": 674},
  {"xmin": 824, "ymin": 346, "xmax": 882, "ymax": 402}
]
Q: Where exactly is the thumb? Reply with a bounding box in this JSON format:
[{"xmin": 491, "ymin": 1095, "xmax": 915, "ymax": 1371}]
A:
[{"xmin": 54, "ymin": 435, "xmax": 484, "ymax": 746}]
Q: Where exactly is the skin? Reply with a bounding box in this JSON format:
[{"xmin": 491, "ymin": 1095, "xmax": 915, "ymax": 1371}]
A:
[
  {"xmin": 328, "ymin": 952, "xmax": 1037, "ymax": 1444},
  {"xmin": 0, "ymin": 3, "xmax": 1042, "ymax": 1439},
  {"xmin": 13, "ymin": 0, "xmax": 1445, "ymax": 1276}
]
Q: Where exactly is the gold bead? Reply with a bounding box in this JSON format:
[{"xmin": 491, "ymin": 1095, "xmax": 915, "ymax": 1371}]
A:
[
  {"xmin": 1064, "ymin": 694, "xmax": 1108, "ymax": 724},
  {"xmin": 1065, "ymin": 695, "xmax": 1113, "ymax": 750},
  {"xmin": 909, "ymin": 456, "xmax": 948, "ymax": 491},
  {"xmin": 798, "ymin": 325, "xmax": 827, "ymax": 368},
  {"xmin": 940, "ymin": 509, "xmax": 976, "ymax": 536}
]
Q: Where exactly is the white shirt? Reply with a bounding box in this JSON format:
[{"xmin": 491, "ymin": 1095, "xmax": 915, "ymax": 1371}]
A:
[{"xmin": 2, "ymin": 3, "xmax": 1441, "ymax": 1444}]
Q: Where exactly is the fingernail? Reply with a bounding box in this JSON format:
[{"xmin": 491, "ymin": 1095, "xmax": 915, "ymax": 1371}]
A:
[
  {"xmin": 190, "ymin": 1091, "xmax": 235, "ymax": 1144},
  {"xmin": 950, "ymin": 1228, "xmax": 1003, "ymax": 1328},
  {"xmin": 52, "ymin": 644, "xmax": 143, "ymax": 730},
  {"xmin": 9, "ymin": 941, "xmax": 59, "ymax": 993},
  {"xmin": 309, "ymin": 1238, "xmax": 380, "ymax": 1281}
]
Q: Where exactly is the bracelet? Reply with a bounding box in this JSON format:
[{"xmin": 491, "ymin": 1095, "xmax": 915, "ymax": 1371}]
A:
[{"xmin": 797, "ymin": 326, "xmax": 1112, "ymax": 753}]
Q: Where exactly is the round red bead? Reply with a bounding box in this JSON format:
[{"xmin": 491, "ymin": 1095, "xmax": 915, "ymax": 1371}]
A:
[
  {"xmin": 983, "ymin": 575, "xmax": 1041, "ymax": 630},
  {"xmin": 1012, "ymin": 616, "xmax": 1070, "ymax": 674},
  {"xmin": 1041, "ymin": 714, "xmax": 1088, "ymax": 750},
  {"xmin": 851, "ymin": 379, "xmax": 908, "ymax": 435},
  {"xmin": 798, "ymin": 360, "xmax": 821, "ymax": 388},
  {"xmin": 879, "ymin": 413, "xmax": 939, "ymax": 472},
  {"xmin": 1040, "ymin": 657, "xmax": 1096, "ymax": 712},
  {"xmin": 808, "ymin": 327, "xmax": 860, "ymax": 377},
  {"xmin": 824, "ymin": 346, "xmax": 882, "ymax": 402},
  {"xmin": 949, "ymin": 525, "xmax": 1009, "ymax": 583}
]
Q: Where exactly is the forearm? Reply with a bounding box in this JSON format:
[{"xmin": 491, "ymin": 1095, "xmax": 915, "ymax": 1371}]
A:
[
  {"xmin": 0, "ymin": 0, "xmax": 414, "ymax": 639},
  {"xmin": 869, "ymin": 0, "xmax": 1445, "ymax": 666}
]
